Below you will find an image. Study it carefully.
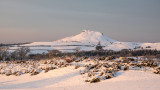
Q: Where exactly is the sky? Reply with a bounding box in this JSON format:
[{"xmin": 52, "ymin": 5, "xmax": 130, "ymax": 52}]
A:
[{"xmin": 0, "ymin": 0, "xmax": 160, "ymax": 43}]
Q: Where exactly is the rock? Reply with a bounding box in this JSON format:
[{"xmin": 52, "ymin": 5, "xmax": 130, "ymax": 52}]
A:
[
  {"xmin": 153, "ymin": 67, "xmax": 160, "ymax": 74},
  {"xmin": 44, "ymin": 69, "xmax": 49, "ymax": 73},
  {"xmin": 31, "ymin": 71, "xmax": 39, "ymax": 76},
  {"xmin": 80, "ymin": 71, "xmax": 85, "ymax": 75},
  {"xmin": 93, "ymin": 69, "xmax": 99, "ymax": 72},
  {"xmin": 65, "ymin": 59, "xmax": 73, "ymax": 63},
  {"xmin": 15, "ymin": 72, "xmax": 21, "ymax": 76},
  {"xmin": 12, "ymin": 71, "xmax": 17, "ymax": 75},
  {"xmin": 100, "ymin": 72, "xmax": 104, "ymax": 76},
  {"xmin": 123, "ymin": 66, "xmax": 129, "ymax": 71},
  {"xmin": 104, "ymin": 73, "xmax": 113, "ymax": 79},
  {"xmin": 75, "ymin": 65, "xmax": 80, "ymax": 69},
  {"xmin": 85, "ymin": 79, "xmax": 90, "ymax": 82},
  {"xmin": 5, "ymin": 72, "xmax": 12, "ymax": 76},
  {"xmin": 88, "ymin": 72, "xmax": 92, "ymax": 77},
  {"xmin": 90, "ymin": 77, "xmax": 100, "ymax": 83}
]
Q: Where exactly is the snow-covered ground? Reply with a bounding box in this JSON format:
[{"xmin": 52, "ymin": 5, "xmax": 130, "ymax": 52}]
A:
[
  {"xmin": 0, "ymin": 58, "xmax": 160, "ymax": 90},
  {"xmin": 0, "ymin": 67, "xmax": 160, "ymax": 90}
]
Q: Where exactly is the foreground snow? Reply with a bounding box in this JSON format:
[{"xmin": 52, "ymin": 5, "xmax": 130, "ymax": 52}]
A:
[{"xmin": 0, "ymin": 66, "xmax": 160, "ymax": 90}]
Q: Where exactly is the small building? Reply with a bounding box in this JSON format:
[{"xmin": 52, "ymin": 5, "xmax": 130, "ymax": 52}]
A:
[{"xmin": 95, "ymin": 42, "xmax": 103, "ymax": 51}]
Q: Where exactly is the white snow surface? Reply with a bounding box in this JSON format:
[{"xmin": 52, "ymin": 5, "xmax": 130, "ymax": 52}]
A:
[
  {"xmin": 0, "ymin": 67, "xmax": 160, "ymax": 90},
  {"xmin": 56, "ymin": 30, "xmax": 116, "ymax": 43},
  {"xmin": 9, "ymin": 30, "xmax": 160, "ymax": 54}
]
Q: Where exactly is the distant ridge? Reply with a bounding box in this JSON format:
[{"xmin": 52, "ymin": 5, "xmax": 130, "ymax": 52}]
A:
[{"xmin": 11, "ymin": 30, "xmax": 160, "ymax": 54}]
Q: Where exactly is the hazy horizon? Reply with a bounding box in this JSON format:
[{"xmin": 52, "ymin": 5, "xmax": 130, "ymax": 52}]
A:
[{"xmin": 0, "ymin": 0, "xmax": 160, "ymax": 44}]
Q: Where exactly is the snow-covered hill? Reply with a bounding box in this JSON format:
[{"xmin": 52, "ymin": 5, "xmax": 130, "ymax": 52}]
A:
[
  {"xmin": 55, "ymin": 30, "xmax": 116, "ymax": 43},
  {"xmin": 10, "ymin": 30, "xmax": 160, "ymax": 54}
]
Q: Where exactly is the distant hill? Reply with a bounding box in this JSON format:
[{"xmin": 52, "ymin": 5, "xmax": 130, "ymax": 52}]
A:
[{"xmin": 9, "ymin": 30, "xmax": 160, "ymax": 54}]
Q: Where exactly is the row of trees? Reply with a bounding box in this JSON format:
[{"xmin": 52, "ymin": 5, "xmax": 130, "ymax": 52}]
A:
[
  {"xmin": 0, "ymin": 42, "xmax": 31, "ymax": 47},
  {"xmin": 0, "ymin": 47, "xmax": 30, "ymax": 61},
  {"xmin": 0, "ymin": 47, "xmax": 8, "ymax": 60},
  {"xmin": 0, "ymin": 46, "xmax": 160, "ymax": 61},
  {"xmin": 28, "ymin": 49, "xmax": 160, "ymax": 60}
]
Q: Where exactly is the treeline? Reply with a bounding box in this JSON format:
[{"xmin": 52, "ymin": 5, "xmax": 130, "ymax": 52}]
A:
[
  {"xmin": 0, "ymin": 47, "xmax": 160, "ymax": 61},
  {"xmin": 0, "ymin": 47, "xmax": 30, "ymax": 61},
  {"xmin": 64, "ymin": 49, "xmax": 160, "ymax": 57},
  {"xmin": 29, "ymin": 49, "xmax": 160, "ymax": 60},
  {"xmin": 0, "ymin": 42, "xmax": 31, "ymax": 47}
]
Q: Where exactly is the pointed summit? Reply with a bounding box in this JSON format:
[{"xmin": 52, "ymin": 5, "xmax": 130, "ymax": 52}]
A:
[{"xmin": 56, "ymin": 30, "xmax": 116, "ymax": 43}]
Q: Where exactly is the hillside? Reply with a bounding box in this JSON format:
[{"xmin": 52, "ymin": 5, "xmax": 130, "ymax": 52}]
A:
[{"xmin": 9, "ymin": 30, "xmax": 160, "ymax": 54}]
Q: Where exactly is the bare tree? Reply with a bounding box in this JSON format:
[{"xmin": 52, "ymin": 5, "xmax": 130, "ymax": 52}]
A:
[
  {"xmin": 17, "ymin": 47, "xmax": 30, "ymax": 60},
  {"xmin": 10, "ymin": 50, "xmax": 18, "ymax": 60},
  {"xmin": 0, "ymin": 47, "xmax": 9, "ymax": 61},
  {"xmin": 47, "ymin": 50, "xmax": 61, "ymax": 58}
]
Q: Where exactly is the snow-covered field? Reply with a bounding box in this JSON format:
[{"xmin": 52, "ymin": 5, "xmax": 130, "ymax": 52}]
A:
[
  {"xmin": 0, "ymin": 58, "xmax": 160, "ymax": 90},
  {"xmin": 0, "ymin": 67, "xmax": 160, "ymax": 90}
]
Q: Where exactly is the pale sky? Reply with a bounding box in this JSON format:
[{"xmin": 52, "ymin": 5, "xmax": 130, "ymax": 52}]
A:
[{"xmin": 0, "ymin": 0, "xmax": 160, "ymax": 43}]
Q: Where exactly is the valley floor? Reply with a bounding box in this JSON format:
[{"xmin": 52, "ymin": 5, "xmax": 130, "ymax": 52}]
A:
[{"xmin": 0, "ymin": 66, "xmax": 160, "ymax": 90}]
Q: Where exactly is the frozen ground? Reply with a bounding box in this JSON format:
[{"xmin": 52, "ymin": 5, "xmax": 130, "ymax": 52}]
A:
[{"xmin": 0, "ymin": 66, "xmax": 160, "ymax": 90}]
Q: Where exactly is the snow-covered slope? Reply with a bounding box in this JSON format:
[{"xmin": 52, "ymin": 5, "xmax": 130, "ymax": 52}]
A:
[
  {"xmin": 56, "ymin": 30, "xmax": 116, "ymax": 43},
  {"xmin": 10, "ymin": 30, "xmax": 160, "ymax": 54}
]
